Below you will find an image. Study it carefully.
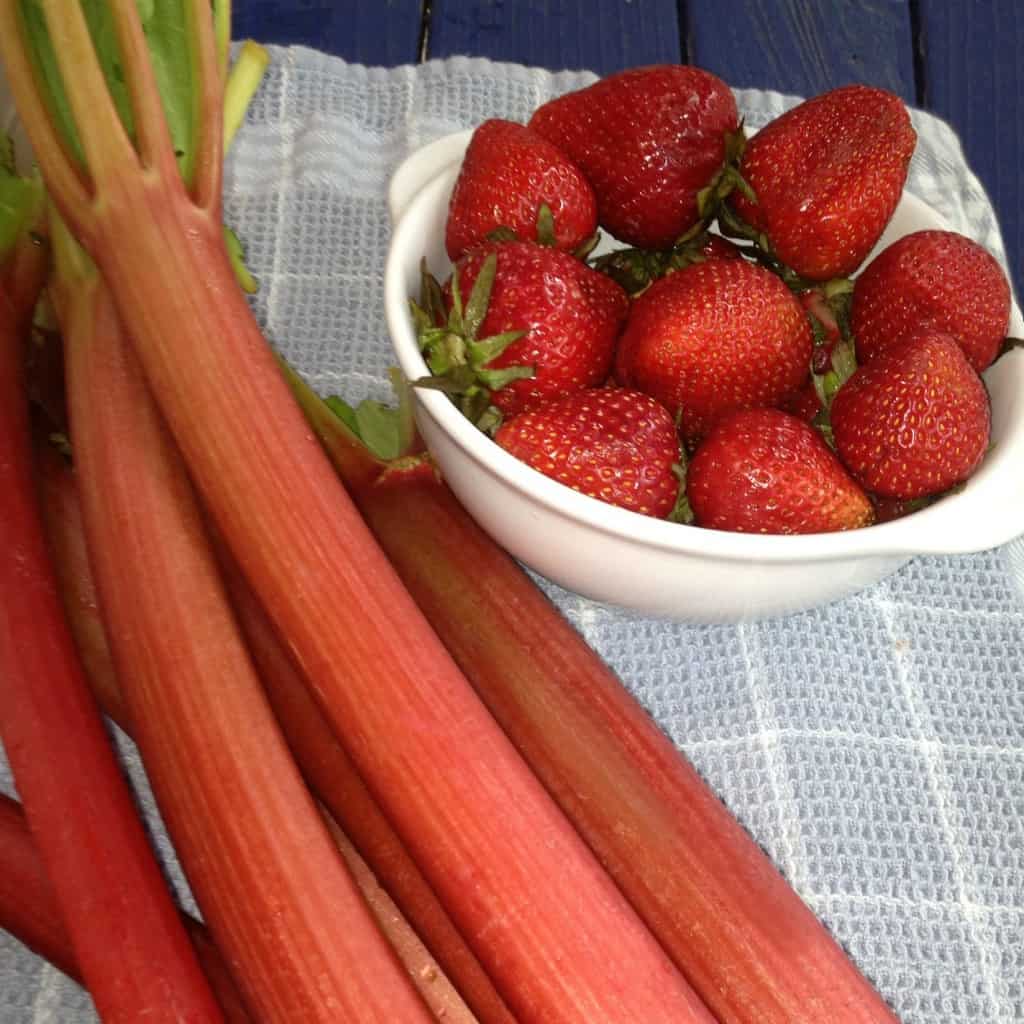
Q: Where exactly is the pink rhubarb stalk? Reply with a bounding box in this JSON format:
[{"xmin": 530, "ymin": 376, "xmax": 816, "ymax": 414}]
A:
[
  {"xmin": 289, "ymin": 372, "xmax": 901, "ymax": 1024},
  {"xmin": 0, "ymin": 246, "xmax": 224, "ymax": 1020},
  {"xmin": 0, "ymin": 793, "xmax": 255, "ymax": 1024},
  {"xmin": 37, "ymin": 441, "xmax": 497, "ymax": 1024},
  {"xmin": 221, "ymin": 562, "xmax": 517, "ymax": 1024},
  {"xmin": 60, "ymin": 268, "xmax": 433, "ymax": 1022},
  {"xmin": 0, "ymin": 4, "xmax": 715, "ymax": 1021}
]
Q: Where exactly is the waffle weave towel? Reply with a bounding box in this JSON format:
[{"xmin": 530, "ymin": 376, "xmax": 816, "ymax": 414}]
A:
[{"xmin": 2, "ymin": 46, "xmax": 1022, "ymax": 1023}]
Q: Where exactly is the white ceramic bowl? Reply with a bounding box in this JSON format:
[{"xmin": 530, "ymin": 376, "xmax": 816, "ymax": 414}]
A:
[{"xmin": 385, "ymin": 131, "xmax": 1024, "ymax": 622}]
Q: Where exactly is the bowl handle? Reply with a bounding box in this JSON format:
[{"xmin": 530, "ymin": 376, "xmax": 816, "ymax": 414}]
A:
[{"xmin": 388, "ymin": 129, "xmax": 473, "ymax": 227}]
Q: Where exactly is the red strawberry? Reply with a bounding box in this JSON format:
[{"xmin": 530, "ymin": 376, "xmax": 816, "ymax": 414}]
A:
[
  {"xmin": 686, "ymin": 408, "xmax": 875, "ymax": 534},
  {"xmin": 614, "ymin": 257, "xmax": 813, "ymax": 444},
  {"xmin": 831, "ymin": 331, "xmax": 991, "ymax": 499},
  {"xmin": 728, "ymin": 85, "xmax": 916, "ymax": 280},
  {"xmin": 435, "ymin": 240, "xmax": 629, "ymax": 419},
  {"xmin": 528, "ymin": 65, "xmax": 739, "ymax": 250},
  {"xmin": 445, "ymin": 119, "xmax": 598, "ymax": 261},
  {"xmin": 851, "ymin": 229, "xmax": 1011, "ymax": 372},
  {"xmin": 495, "ymin": 388, "xmax": 681, "ymax": 517},
  {"xmin": 700, "ymin": 234, "xmax": 745, "ymax": 262}
]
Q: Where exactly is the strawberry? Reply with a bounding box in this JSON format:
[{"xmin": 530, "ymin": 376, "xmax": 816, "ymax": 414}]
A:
[
  {"xmin": 686, "ymin": 407, "xmax": 875, "ymax": 534},
  {"xmin": 726, "ymin": 85, "xmax": 915, "ymax": 281},
  {"xmin": 528, "ymin": 65, "xmax": 740, "ymax": 250},
  {"xmin": 614, "ymin": 257, "xmax": 813, "ymax": 444},
  {"xmin": 419, "ymin": 240, "xmax": 629, "ymax": 424},
  {"xmin": 494, "ymin": 387, "xmax": 681, "ymax": 517},
  {"xmin": 445, "ymin": 119, "xmax": 598, "ymax": 261},
  {"xmin": 830, "ymin": 331, "xmax": 991, "ymax": 499},
  {"xmin": 850, "ymin": 229, "xmax": 1012, "ymax": 372}
]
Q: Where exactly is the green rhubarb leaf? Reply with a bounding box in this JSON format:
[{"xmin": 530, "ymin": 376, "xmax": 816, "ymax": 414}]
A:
[
  {"xmin": 0, "ymin": 171, "xmax": 41, "ymax": 265},
  {"xmin": 0, "ymin": 133, "xmax": 42, "ymax": 266},
  {"xmin": 325, "ymin": 395, "xmax": 404, "ymax": 460},
  {"xmin": 20, "ymin": 0, "xmax": 196, "ymax": 182},
  {"xmin": 322, "ymin": 368, "xmax": 420, "ymax": 462},
  {"xmin": 26, "ymin": 2, "xmax": 267, "ymax": 297},
  {"xmin": 135, "ymin": 0, "xmax": 196, "ymax": 184},
  {"xmin": 223, "ymin": 225, "xmax": 258, "ymax": 294},
  {"xmin": 0, "ymin": 136, "xmax": 15, "ymax": 176}
]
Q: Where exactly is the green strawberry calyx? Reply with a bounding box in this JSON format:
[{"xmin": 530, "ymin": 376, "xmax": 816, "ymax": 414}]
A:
[
  {"xmin": 486, "ymin": 202, "xmax": 600, "ymax": 261},
  {"xmin": 696, "ymin": 124, "xmax": 753, "ymax": 221},
  {"xmin": 410, "ymin": 254, "xmax": 532, "ymax": 434},
  {"xmin": 591, "ymin": 228, "xmax": 737, "ymax": 296}
]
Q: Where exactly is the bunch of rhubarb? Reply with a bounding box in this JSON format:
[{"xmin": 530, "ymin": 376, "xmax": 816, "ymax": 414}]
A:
[{"xmin": 0, "ymin": 2, "xmax": 900, "ymax": 1023}]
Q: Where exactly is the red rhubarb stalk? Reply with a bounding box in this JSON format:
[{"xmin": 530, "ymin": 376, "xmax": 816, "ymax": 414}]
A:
[
  {"xmin": 59, "ymin": 264, "xmax": 433, "ymax": 1021},
  {"xmin": 0, "ymin": 225, "xmax": 224, "ymax": 1022},
  {"xmin": 288, "ymin": 371, "xmax": 901, "ymax": 1024},
  {"xmin": 222, "ymin": 562, "xmax": 517, "ymax": 1024},
  {"xmin": 35, "ymin": 440, "xmax": 128, "ymax": 726},
  {"xmin": 0, "ymin": 313, "xmax": 224, "ymax": 1019},
  {"xmin": 37, "ymin": 441, "xmax": 502, "ymax": 1024},
  {"xmin": 0, "ymin": 791, "xmax": 82, "ymax": 984},
  {"xmin": 0, "ymin": 793, "xmax": 255, "ymax": 1024},
  {"xmin": 322, "ymin": 811, "xmax": 481, "ymax": 1024},
  {"xmin": 1, "ymin": 5, "xmax": 715, "ymax": 1020}
]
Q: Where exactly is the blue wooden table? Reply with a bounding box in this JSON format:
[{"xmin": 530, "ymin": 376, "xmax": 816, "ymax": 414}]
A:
[{"xmin": 235, "ymin": 0, "xmax": 1022, "ymax": 299}]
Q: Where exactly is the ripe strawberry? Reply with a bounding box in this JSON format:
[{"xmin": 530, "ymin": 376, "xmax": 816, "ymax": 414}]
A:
[
  {"xmin": 727, "ymin": 85, "xmax": 915, "ymax": 280},
  {"xmin": 528, "ymin": 65, "xmax": 739, "ymax": 250},
  {"xmin": 495, "ymin": 388, "xmax": 681, "ymax": 517},
  {"xmin": 830, "ymin": 331, "xmax": 991, "ymax": 499},
  {"xmin": 430, "ymin": 240, "xmax": 628, "ymax": 420},
  {"xmin": 614, "ymin": 257, "xmax": 813, "ymax": 444},
  {"xmin": 445, "ymin": 119, "xmax": 598, "ymax": 261},
  {"xmin": 851, "ymin": 229, "xmax": 1011, "ymax": 372},
  {"xmin": 686, "ymin": 408, "xmax": 874, "ymax": 534}
]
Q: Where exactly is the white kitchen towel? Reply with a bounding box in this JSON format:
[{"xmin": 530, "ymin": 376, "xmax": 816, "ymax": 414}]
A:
[{"xmin": 2, "ymin": 47, "xmax": 1022, "ymax": 1023}]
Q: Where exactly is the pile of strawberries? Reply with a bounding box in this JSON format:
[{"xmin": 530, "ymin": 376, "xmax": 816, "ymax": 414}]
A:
[{"xmin": 412, "ymin": 65, "xmax": 1014, "ymax": 534}]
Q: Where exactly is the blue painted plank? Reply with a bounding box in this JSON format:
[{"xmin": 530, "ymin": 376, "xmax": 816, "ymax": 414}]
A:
[
  {"xmin": 916, "ymin": 0, "xmax": 1022, "ymax": 297},
  {"xmin": 685, "ymin": 0, "xmax": 916, "ymax": 102},
  {"xmin": 232, "ymin": 0, "xmax": 423, "ymax": 67},
  {"xmin": 426, "ymin": 0, "xmax": 682, "ymax": 75}
]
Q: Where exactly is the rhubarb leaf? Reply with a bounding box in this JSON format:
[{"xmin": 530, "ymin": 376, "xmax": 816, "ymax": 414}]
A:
[
  {"xmin": 0, "ymin": 136, "xmax": 14, "ymax": 175},
  {"xmin": 324, "ymin": 370, "xmax": 418, "ymax": 462},
  {"xmin": 0, "ymin": 173, "xmax": 40, "ymax": 264},
  {"xmin": 19, "ymin": 0, "xmax": 195, "ymax": 181},
  {"xmin": 223, "ymin": 226, "xmax": 257, "ymax": 294},
  {"xmin": 0, "ymin": 146, "xmax": 42, "ymax": 266}
]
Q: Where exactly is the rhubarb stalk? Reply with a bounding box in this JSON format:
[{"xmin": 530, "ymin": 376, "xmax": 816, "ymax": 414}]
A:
[
  {"xmin": 37, "ymin": 436, "xmax": 498, "ymax": 1024},
  {"xmin": 57, "ymin": 248, "xmax": 433, "ymax": 1021},
  {"xmin": 0, "ymin": 207, "xmax": 225, "ymax": 1021},
  {"xmin": 288, "ymin": 370, "xmax": 901, "ymax": 1023},
  {"xmin": 0, "ymin": 793, "xmax": 255, "ymax": 1024},
  {"xmin": 1, "ymin": 4, "xmax": 715, "ymax": 1020},
  {"xmin": 222, "ymin": 561, "xmax": 518, "ymax": 1024}
]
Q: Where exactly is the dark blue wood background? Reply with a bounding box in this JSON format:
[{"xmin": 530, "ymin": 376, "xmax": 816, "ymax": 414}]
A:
[{"xmin": 233, "ymin": 0, "xmax": 1022, "ymax": 299}]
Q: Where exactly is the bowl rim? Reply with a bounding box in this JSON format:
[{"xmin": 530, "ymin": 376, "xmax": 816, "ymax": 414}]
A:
[{"xmin": 385, "ymin": 141, "xmax": 1024, "ymax": 565}]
